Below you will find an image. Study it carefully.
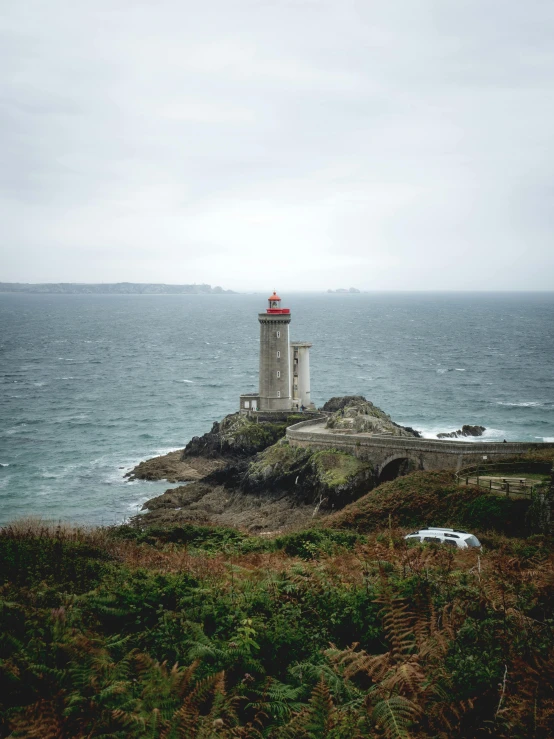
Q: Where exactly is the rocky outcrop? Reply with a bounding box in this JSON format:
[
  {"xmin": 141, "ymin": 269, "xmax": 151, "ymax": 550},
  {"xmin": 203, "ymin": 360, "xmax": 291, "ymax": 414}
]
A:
[
  {"xmin": 126, "ymin": 451, "xmax": 224, "ymax": 482},
  {"xmin": 182, "ymin": 413, "xmax": 299, "ymax": 459},
  {"xmin": 241, "ymin": 440, "xmax": 374, "ymax": 508},
  {"xmin": 325, "ymin": 398, "xmax": 421, "ymax": 438},
  {"xmin": 138, "ymin": 481, "xmax": 321, "ymax": 532},
  {"xmin": 437, "ymin": 425, "xmax": 486, "ymax": 439},
  {"xmin": 133, "ymin": 397, "xmax": 421, "ymax": 530},
  {"xmin": 323, "ymin": 396, "xmax": 367, "ymax": 413}
]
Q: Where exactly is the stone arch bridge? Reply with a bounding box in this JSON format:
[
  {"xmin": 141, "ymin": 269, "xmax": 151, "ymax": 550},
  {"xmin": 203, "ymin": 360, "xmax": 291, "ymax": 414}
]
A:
[{"xmin": 286, "ymin": 418, "xmax": 554, "ymax": 482}]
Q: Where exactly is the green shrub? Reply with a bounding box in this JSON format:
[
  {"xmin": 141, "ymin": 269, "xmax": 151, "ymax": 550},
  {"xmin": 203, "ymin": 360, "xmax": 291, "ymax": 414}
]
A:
[{"xmin": 274, "ymin": 529, "xmax": 362, "ymax": 559}]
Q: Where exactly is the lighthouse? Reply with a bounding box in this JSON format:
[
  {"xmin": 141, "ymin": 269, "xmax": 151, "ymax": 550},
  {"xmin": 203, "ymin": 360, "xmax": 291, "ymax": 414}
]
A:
[
  {"xmin": 258, "ymin": 291, "xmax": 292, "ymax": 411},
  {"xmin": 239, "ymin": 292, "xmax": 314, "ymax": 414}
]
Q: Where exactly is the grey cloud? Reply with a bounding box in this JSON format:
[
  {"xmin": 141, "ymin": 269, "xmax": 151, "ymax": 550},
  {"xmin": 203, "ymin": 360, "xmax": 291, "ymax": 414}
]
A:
[{"xmin": 1, "ymin": 0, "xmax": 554, "ymax": 289}]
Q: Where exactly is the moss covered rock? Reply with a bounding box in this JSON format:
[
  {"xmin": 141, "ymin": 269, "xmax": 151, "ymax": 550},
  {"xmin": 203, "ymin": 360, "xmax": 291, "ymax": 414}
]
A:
[
  {"xmin": 325, "ymin": 398, "xmax": 420, "ymax": 437},
  {"xmin": 182, "ymin": 413, "xmax": 298, "ymax": 459},
  {"xmin": 242, "ymin": 441, "xmax": 373, "ymax": 506}
]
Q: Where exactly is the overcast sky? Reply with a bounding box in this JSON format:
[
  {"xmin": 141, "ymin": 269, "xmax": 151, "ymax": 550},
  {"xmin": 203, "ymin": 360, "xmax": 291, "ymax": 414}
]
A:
[{"xmin": 2, "ymin": 1, "xmax": 554, "ymax": 291}]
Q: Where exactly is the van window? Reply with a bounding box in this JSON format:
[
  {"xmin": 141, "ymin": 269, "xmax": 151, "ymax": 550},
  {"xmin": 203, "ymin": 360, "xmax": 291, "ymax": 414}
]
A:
[
  {"xmin": 465, "ymin": 535, "xmax": 481, "ymax": 548},
  {"xmin": 443, "ymin": 539, "xmax": 457, "ymax": 547},
  {"xmin": 423, "ymin": 537, "xmax": 441, "ymax": 544},
  {"xmin": 445, "ymin": 533, "xmax": 459, "ymax": 539}
]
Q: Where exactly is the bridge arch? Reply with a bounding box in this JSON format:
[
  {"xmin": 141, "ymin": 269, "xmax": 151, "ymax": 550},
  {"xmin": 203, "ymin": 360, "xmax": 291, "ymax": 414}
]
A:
[{"xmin": 377, "ymin": 454, "xmax": 423, "ymax": 484}]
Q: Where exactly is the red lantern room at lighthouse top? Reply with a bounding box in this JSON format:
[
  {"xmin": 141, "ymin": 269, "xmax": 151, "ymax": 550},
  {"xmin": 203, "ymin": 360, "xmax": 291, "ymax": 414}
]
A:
[{"xmin": 266, "ymin": 291, "xmax": 290, "ymax": 315}]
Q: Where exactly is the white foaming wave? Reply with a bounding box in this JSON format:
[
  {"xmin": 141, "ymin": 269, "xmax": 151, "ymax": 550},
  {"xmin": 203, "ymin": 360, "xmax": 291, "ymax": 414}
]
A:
[
  {"xmin": 178, "ymin": 379, "xmax": 194, "ymax": 383},
  {"xmin": 496, "ymin": 401, "xmax": 541, "ymax": 407},
  {"xmin": 479, "ymin": 427, "xmax": 507, "ymax": 441},
  {"xmin": 419, "ymin": 425, "xmax": 506, "ymax": 441},
  {"xmin": 126, "ymin": 495, "xmax": 153, "ymax": 514},
  {"xmin": 417, "ymin": 425, "xmax": 449, "ymax": 439},
  {"xmin": 0, "ymin": 463, "xmax": 9, "ymax": 467},
  {"xmin": 543, "ymin": 437, "xmax": 554, "ymax": 443},
  {"xmin": 152, "ymin": 446, "xmax": 182, "ymax": 458},
  {"xmin": 455, "ymin": 368, "xmax": 466, "ymax": 371}
]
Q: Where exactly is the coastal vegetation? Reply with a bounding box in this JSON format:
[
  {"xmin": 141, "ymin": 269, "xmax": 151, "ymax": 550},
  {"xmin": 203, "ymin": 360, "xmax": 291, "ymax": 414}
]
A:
[
  {"xmin": 2, "ymin": 508, "xmax": 554, "ymax": 738},
  {"xmin": 325, "ymin": 470, "xmax": 534, "ymax": 538}
]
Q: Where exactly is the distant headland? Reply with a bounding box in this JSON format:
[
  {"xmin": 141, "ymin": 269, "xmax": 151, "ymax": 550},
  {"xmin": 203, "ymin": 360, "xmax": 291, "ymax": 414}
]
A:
[
  {"xmin": 0, "ymin": 282, "xmax": 236, "ymax": 295},
  {"xmin": 327, "ymin": 287, "xmax": 361, "ymax": 293}
]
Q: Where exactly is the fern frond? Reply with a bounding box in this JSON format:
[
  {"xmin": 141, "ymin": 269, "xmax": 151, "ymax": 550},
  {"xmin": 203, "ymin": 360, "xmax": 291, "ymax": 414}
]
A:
[{"xmin": 372, "ymin": 695, "xmax": 421, "ymax": 739}]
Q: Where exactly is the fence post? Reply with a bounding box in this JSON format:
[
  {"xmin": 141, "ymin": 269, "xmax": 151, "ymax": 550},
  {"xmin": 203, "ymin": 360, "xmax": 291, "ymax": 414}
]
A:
[{"xmin": 506, "ymin": 482, "xmax": 510, "ymax": 497}]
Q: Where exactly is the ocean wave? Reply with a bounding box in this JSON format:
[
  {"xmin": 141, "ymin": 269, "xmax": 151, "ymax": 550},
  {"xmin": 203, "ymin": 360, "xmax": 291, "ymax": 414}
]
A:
[
  {"xmin": 0, "ymin": 463, "xmax": 9, "ymax": 467},
  {"xmin": 419, "ymin": 426, "xmax": 506, "ymax": 441},
  {"xmin": 152, "ymin": 447, "xmax": 182, "ymax": 457},
  {"xmin": 177, "ymin": 379, "xmax": 194, "ymax": 383},
  {"xmin": 496, "ymin": 400, "xmax": 542, "ymax": 408},
  {"xmin": 543, "ymin": 437, "xmax": 554, "ymax": 443},
  {"xmin": 496, "ymin": 401, "xmax": 542, "ymax": 407}
]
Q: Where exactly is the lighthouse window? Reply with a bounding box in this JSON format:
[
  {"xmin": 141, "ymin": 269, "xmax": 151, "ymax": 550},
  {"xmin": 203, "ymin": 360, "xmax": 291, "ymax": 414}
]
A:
[
  {"xmin": 276, "ymin": 331, "xmax": 280, "ymax": 338},
  {"xmin": 277, "ymin": 351, "xmax": 280, "ymax": 358},
  {"xmin": 277, "ymin": 371, "xmax": 280, "ymax": 378},
  {"xmin": 277, "ymin": 391, "xmax": 281, "ymax": 398}
]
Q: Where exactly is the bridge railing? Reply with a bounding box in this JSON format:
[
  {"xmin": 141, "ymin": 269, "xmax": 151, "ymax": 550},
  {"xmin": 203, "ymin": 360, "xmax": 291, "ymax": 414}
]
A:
[{"xmin": 456, "ymin": 461, "xmax": 551, "ymax": 499}]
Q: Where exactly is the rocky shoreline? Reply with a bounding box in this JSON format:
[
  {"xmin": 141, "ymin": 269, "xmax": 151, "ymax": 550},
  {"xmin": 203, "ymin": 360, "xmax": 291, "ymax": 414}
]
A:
[
  {"xmin": 127, "ymin": 397, "xmax": 487, "ymax": 532},
  {"xmin": 126, "ymin": 451, "xmax": 224, "ymax": 483}
]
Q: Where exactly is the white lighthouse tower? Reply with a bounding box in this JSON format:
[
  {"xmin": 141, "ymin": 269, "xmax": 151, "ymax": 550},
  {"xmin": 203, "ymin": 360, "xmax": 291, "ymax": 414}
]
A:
[{"xmin": 239, "ymin": 292, "xmax": 313, "ymax": 414}]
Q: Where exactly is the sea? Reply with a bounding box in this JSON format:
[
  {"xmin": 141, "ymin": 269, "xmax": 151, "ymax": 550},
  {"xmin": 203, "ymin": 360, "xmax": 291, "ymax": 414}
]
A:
[{"xmin": 1, "ymin": 292, "xmax": 553, "ymax": 527}]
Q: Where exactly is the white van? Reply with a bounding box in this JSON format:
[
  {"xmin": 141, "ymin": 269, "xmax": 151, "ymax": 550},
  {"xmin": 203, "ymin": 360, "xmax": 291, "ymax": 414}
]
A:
[{"xmin": 404, "ymin": 527, "xmax": 481, "ymax": 549}]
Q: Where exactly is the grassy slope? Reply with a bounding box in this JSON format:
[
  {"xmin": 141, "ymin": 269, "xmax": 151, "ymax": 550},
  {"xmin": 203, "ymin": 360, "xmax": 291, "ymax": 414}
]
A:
[{"xmin": 323, "ymin": 469, "xmax": 533, "ymax": 536}]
